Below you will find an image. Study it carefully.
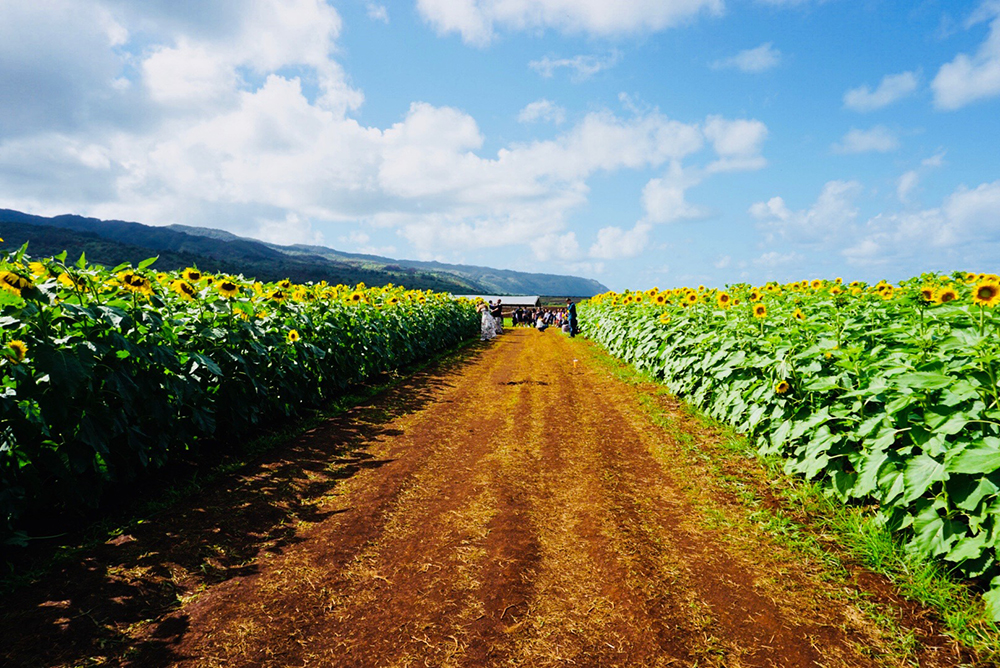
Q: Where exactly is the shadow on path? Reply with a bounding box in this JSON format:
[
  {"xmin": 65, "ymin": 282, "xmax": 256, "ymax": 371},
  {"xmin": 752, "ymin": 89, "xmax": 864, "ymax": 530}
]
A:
[{"xmin": 0, "ymin": 343, "xmax": 487, "ymax": 668}]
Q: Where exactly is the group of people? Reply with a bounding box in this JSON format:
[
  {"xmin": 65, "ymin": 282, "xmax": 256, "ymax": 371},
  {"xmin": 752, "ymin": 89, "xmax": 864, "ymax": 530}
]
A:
[{"xmin": 477, "ymin": 298, "xmax": 578, "ymax": 341}]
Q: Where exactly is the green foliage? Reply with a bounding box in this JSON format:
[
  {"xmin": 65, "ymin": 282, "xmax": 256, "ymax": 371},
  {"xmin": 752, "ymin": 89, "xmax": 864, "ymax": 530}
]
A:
[
  {"xmin": 581, "ymin": 275, "xmax": 1000, "ymax": 618},
  {"xmin": 0, "ymin": 247, "xmax": 478, "ymax": 543}
]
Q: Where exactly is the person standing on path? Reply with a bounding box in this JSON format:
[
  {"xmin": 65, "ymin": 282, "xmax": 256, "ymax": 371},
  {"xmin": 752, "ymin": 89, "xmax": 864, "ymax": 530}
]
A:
[
  {"xmin": 566, "ymin": 298, "xmax": 578, "ymax": 337},
  {"xmin": 491, "ymin": 299, "xmax": 504, "ymax": 334},
  {"xmin": 477, "ymin": 302, "xmax": 497, "ymax": 341}
]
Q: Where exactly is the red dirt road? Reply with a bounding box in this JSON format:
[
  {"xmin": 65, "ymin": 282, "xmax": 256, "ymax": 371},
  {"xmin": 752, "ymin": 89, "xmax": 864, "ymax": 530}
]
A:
[{"xmin": 1, "ymin": 328, "xmax": 971, "ymax": 667}]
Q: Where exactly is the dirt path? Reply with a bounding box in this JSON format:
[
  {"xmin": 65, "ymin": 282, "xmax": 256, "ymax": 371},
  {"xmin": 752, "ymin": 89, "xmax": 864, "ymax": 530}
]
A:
[{"xmin": 1, "ymin": 328, "xmax": 973, "ymax": 666}]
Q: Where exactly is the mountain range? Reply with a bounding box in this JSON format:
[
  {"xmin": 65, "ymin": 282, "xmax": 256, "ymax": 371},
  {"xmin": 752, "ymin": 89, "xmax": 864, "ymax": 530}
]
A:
[{"xmin": 0, "ymin": 209, "xmax": 608, "ymax": 296}]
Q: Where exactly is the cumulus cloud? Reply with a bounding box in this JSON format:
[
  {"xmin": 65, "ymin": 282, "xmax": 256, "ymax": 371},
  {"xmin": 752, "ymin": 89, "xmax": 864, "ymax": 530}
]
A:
[
  {"xmin": 845, "ymin": 180, "xmax": 1000, "ymax": 265},
  {"xmin": 832, "ymin": 126, "xmax": 899, "ymax": 154},
  {"xmin": 933, "ymin": 4, "xmax": 1000, "ymax": 109},
  {"xmin": 529, "ymin": 51, "xmax": 621, "ymax": 81},
  {"xmin": 589, "ymin": 222, "xmax": 652, "ymax": 259},
  {"xmin": 518, "ymin": 99, "xmax": 566, "ymax": 124},
  {"xmin": 641, "ymin": 162, "xmax": 708, "ymax": 223},
  {"xmin": 703, "ymin": 115, "xmax": 768, "ymax": 171},
  {"xmin": 710, "ymin": 42, "xmax": 781, "ymax": 73},
  {"xmin": 416, "ymin": 0, "xmax": 724, "ymax": 46},
  {"xmin": 751, "ymin": 180, "xmax": 864, "ymax": 246},
  {"xmin": 0, "ymin": 0, "xmax": 770, "ymax": 267},
  {"xmin": 843, "ymin": 71, "xmax": 919, "ymax": 111}
]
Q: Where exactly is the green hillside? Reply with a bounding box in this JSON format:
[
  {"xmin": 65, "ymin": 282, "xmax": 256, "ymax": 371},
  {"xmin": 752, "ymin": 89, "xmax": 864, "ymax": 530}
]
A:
[{"xmin": 1, "ymin": 210, "xmax": 608, "ymax": 295}]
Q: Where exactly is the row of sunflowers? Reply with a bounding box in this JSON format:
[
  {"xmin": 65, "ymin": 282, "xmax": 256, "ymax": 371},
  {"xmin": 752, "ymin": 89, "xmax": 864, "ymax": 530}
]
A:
[
  {"xmin": 0, "ymin": 243, "xmax": 478, "ymax": 543},
  {"xmin": 580, "ymin": 272, "xmax": 1000, "ymax": 618}
]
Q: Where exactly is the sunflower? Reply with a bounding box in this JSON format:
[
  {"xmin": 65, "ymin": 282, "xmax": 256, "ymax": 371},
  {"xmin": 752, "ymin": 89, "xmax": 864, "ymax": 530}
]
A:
[
  {"xmin": 749, "ymin": 289, "xmax": 763, "ymax": 302},
  {"xmin": 287, "ymin": 329, "xmax": 300, "ymax": 343},
  {"xmin": 717, "ymin": 292, "xmax": 732, "ymax": 308},
  {"xmin": 655, "ymin": 293, "xmax": 667, "ymax": 305},
  {"xmin": 7, "ymin": 340, "xmax": 28, "ymax": 363},
  {"xmin": 170, "ymin": 279, "xmax": 197, "ymax": 300},
  {"xmin": 792, "ymin": 308, "xmax": 805, "ymax": 320},
  {"xmin": 0, "ymin": 271, "xmax": 33, "ymax": 297},
  {"xmin": 919, "ymin": 285, "xmax": 936, "ymax": 302},
  {"xmin": 270, "ymin": 290, "xmax": 286, "ymax": 303},
  {"xmin": 685, "ymin": 292, "xmax": 699, "ymax": 305},
  {"xmin": 830, "ymin": 286, "xmax": 843, "ymax": 295},
  {"xmin": 753, "ymin": 303, "xmax": 767, "ymax": 318},
  {"xmin": 182, "ymin": 268, "xmax": 202, "ymax": 282},
  {"xmin": 965, "ymin": 272, "xmax": 977, "ymax": 283},
  {"xmin": 972, "ymin": 281, "xmax": 1000, "ymax": 307},
  {"xmin": 659, "ymin": 313, "xmax": 671, "ymax": 325},
  {"xmin": 119, "ymin": 272, "xmax": 153, "ymax": 295},
  {"xmin": 28, "ymin": 261, "xmax": 47, "ymax": 277},
  {"xmin": 217, "ymin": 280, "xmax": 239, "ymax": 299},
  {"xmin": 810, "ymin": 279, "xmax": 823, "ymax": 290},
  {"xmin": 388, "ymin": 296, "xmax": 400, "ymax": 306},
  {"xmin": 774, "ymin": 380, "xmax": 790, "ymax": 394},
  {"xmin": 348, "ymin": 291, "xmax": 364, "ymax": 303},
  {"xmin": 935, "ymin": 287, "xmax": 958, "ymax": 304},
  {"xmin": 278, "ymin": 279, "xmax": 292, "ymax": 290}
]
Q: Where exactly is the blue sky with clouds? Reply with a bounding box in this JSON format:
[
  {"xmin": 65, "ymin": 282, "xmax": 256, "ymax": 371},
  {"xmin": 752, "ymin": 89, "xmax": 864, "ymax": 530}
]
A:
[{"xmin": 2, "ymin": 0, "xmax": 1000, "ymax": 290}]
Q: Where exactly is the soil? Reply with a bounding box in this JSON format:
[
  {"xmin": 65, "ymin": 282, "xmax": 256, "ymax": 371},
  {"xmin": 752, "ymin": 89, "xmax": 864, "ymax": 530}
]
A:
[{"xmin": 0, "ymin": 328, "xmax": 983, "ymax": 667}]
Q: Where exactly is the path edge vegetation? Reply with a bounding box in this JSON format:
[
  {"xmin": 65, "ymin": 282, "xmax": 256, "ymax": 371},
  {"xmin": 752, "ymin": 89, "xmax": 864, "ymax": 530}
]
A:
[
  {"xmin": 0, "ymin": 336, "xmax": 481, "ymax": 596},
  {"xmin": 577, "ymin": 336, "xmax": 1000, "ymax": 663}
]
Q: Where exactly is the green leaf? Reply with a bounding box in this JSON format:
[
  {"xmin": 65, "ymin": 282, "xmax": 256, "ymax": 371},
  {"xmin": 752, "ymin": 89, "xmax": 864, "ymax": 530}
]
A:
[
  {"xmin": 853, "ymin": 450, "xmax": 889, "ymax": 498},
  {"xmin": 903, "ymin": 454, "xmax": 947, "ymax": 503},
  {"xmin": 949, "ymin": 475, "xmax": 999, "ymax": 512},
  {"xmin": 945, "ymin": 438, "xmax": 1000, "ymax": 475},
  {"xmin": 137, "ymin": 256, "xmax": 159, "ymax": 270},
  {"xmin": 945, "ymin": 532, "xmax": 988, "ymax": 564},
  {"xmin": 984, "ymin": 578, "xmax": 1000, "ymax": 622},
  {"xmin": 894, "ymin": 371, "xmax": 953, "ymax": 390}
]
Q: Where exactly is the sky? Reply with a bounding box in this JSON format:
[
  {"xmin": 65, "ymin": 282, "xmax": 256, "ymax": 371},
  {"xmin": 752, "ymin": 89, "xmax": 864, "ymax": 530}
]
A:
[{"xmin": 2, "ymin": 0, "xmax": 1000, "ymax": 291}]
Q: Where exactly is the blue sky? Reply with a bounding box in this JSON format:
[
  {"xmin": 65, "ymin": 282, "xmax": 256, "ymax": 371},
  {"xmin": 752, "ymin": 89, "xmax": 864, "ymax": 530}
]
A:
[{"xmin": 2, "ymin": 0, "xmax": 1000, "ymax": 291}]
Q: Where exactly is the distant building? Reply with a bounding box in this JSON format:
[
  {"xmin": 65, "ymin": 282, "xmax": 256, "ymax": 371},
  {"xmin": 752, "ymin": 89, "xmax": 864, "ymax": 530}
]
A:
[{"xmin": 452, "ymin": 295, "xmax": 541, "ymax": 314}]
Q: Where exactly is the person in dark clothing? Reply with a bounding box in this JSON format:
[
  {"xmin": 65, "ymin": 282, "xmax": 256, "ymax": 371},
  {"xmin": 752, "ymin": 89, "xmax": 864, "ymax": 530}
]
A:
[
  {"xmin": 490, "ymin": 299, "xmax": 503, "ymax": 333},
  {"xmin": 566, "ymin": 298, "xmax": 578, "ymax": 337}
]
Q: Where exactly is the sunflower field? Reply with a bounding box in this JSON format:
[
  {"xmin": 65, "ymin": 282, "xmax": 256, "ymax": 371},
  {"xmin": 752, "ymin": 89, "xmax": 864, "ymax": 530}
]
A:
[
  {"xmin": 0, "ymin": 243, "xmax": 478, "ymax": 543},
  {"xmin": 581, "ymin": 273, "xmax": 1000, "ymax": 617}
]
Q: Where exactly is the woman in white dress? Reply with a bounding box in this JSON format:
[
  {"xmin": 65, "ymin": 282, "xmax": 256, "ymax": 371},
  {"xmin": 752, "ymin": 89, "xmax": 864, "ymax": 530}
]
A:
[{"xmin": 477, "ymin": 302, "xmax": 497, "ymax": 341}]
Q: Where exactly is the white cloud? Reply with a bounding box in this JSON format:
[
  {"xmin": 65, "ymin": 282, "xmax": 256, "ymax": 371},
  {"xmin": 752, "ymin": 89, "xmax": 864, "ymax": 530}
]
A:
[
  {"xmin": 339, "ymin": 230, "xmax": 371, "ymax": 245},
  {"xmin": 703, "ymin": 115, "xmax": 768, "ymax": 171},
  {"xmin": 0, "ymin": 0, "xmax": 769, "ymax": 269},
  {"xmin": 710, "ymin": 42, "xmax": 781, "ymax": 73},
  {"xmin": 897, "ymin": 170, "xmax": 920, "ymax": 204},
  {"xmin": 897, "ymin": 151, "xmax": 946, "ymax": 205},
  {"xmin": 641, "ymin": 162, "xmax": 708, "ymax": 223},
  {"xmin": 589, "ymin": 222, "xmax": 652, "ymax": 259},
  {"xmin": 256, "ymin": 211, "xmax": 324, "ymax": 245},
  {"xmin": 714, "ymin": 255, "xmax": 731, "ymax": 269},
  {"xmin": 843, "ymin": 71, "xmax": 919, "ymax": 111},
  {"xmin": 518, "ymin": 99, "xmax": 566, "ymax": 124},
  {"xmin": 845, "ymin": 179, "xmax": 1000, "ymax": 264},
  {"xmin": 366, "ymin": 2, "xmax": 389, "ymax": 23},
  {"xmin": 832, "ymin": 126, "xmax": 899, "ymax": 154},
  {"xmin": 531, "ymin": 232, "xmax": 580, "ymax": 261},
  {"xmin": 416, "ymin": 0, "xmax": 724, "ymax": 46},
  {"xmin": 933, "ymin": 5, "xmax": 1000, "ymax": 109},
  {"xmin": 529, "ymin": 51, "xmax": 621, "ymax": 81},
  {"xmin": 753, "ymin": 250, "xmax": 803, "ymax": 267},
  {"xmin": 751, "ymin": 180, "xmax": 864, "ymax": 246}
]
